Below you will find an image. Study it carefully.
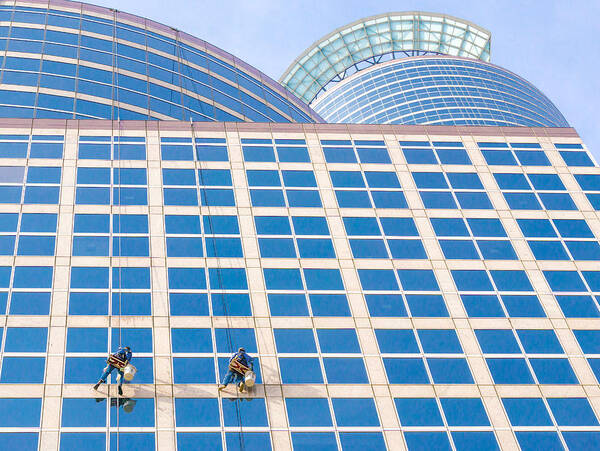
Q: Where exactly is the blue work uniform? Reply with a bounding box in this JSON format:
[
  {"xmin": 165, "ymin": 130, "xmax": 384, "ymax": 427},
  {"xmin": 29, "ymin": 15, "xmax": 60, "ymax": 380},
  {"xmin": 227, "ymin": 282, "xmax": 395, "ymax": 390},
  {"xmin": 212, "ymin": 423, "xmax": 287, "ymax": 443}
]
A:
[
  {"xmin": 99, "ymin": 347, "xmax": 132, "ymax": 387},
  {"xmin": 222, "ymin": 350, "xmax": 254, "ymax": 386}
]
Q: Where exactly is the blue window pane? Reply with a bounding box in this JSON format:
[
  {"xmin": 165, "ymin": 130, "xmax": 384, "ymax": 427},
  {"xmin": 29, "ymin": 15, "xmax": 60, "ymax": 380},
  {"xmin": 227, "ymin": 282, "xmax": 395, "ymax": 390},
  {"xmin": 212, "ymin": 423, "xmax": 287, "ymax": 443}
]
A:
[
  {"xmin": 376, "ymin": 329, "xmax": 419, "ymax": 353},
  {"xmin": 406, "ymin": 294, "xmax": 448, "ymax": 317},
  {"xmin": 291, "ymin": 433, "xmax": 336, "ymax": 451},
  {"xmin": 515, "ymin": 432, "xmax": 562, "ymax": 451},
  {"xmin": 450, "ymin": 432, "xmax": 499, "ymax": 451},
  {"xmin": 163, "ymin": 188, "xmax": 198, "ymax": 206},
  {"xmin": 528, "ymin": 173, "xmax": 565, "ymax": 190},
  {"xmin": 323, "ymin": 147, "xmax": 356, "ymax": 163},
  {"xmin": 69, "ymin": 292, "xmax": 108, "ymax": 316},
  {"xmin": 339, "ymin": 433, "xmax": 386, "ymax": 450},
  {"xmin": 0, "ymin": 433, "xmax": 38, "ymax": 450},
  {"xmin": 318, "ymin": 329, "xmax": 360, "ymax": 353},
  {"xmin": 297, "ymin": 239, "xmax": 334, "ymax": 258},
  {"xmin": 431, "ymin": 218, "xmax": 469, "ymax": 236},
  {"xmin": 13, "ymin": 266, "xmax": 52, "ymax": 288},
  {"xmin": 279, "ymin": 358, "xmax": 322, "ymax": 383},
  {"xmin": 330, "ymin": 171, "xmax": 365, "ymax": 187},
  {"xmin": 560, "ymin": 151, "xmax": 594, "ymax": 166},
  {"xmin": 456, "ymin": 191, "xmax": 493, "ymax": 209},
  {"xmin": 397, "ymin": 269, "xmax": 438, "ymax": 290},
  {"xmin": 0, "ymin": 399, "xmax": 41, "ymax": 426},
  {"xmin": 349, "ymin": 239, "xmax": 388, "ymax": 258},
  {"xmin": 574, "ymin": 330, "xmax": 600, "ymax": 353},
  {"xmin": 543, "ymin": 271, "xmax": 586, "ymax": 292},
  {"xmin": 274, "ymin": 329, "xmax": 316, "ymax": 353},
  {"xmin": 412, "ymin": 172, "xmax": 447, "ymax": 188},
  {"xmin": 10, "ymin": 291, "xmax": 51, "ymax": 315},
  {"xmin": 173, "ymin": 358, "xmax": 215, "ymax": 383},
  {"xmin": 441, "ymin": 398, "xmax": 490, "ymax": 426},
  {"xmin": 404, "ymin": 432, "xmax": 451, "ymax": 451},
  {"xmin": 292, "ymin": 216, "xmax": 329, "ymax": 235},
  {"xmin": 60, "ymin": 433, "xmax": 104, "ymax": 451},
  {"xmin": 517, "ymin": 219, "xmax": 556, "ymax": 237},
  {"xmin": 557, "ymin": 295, "xmax": 599, "ymax": 318},
  {"xmin": 111, "ymin": 293, "xmax": 151, "ymax": 316},
  {"xmin": 247, "ymin": 170, "xmax": 280, "ymax": 187},
  {"xmin": 468, "ymin": 218, "xmax": 507, "ymax": 237},
  {"xmin": 517, "ymin": 330, "xmax": 563, "ymax": 354},
  {"xmin": 27, "ymin": 166, "xmax": 61, "ymax": 184},
  {"xmin": 166, "ymin": 237, "xmax": 203, "ymax": 257},
  {"xmin": 371, "ymin": 190, "xmax": 408, "ymax": 208},
  {"xmin": 395, "ymin": 398, "xmax": 443, "ymax": 426},
  {"xmin": 285, "ymin": 398, "xmax": 332, "ymax": 427},
  {"xmin": 211, "ymin": 293, "xmax": 251, "ymax": 316},
  {"xmin": 286, "ymin": 189, "xmax": 322, "ymax": 207},
  {"xmin": 268, "ymin": 294, "xmax": 308, "ymax": 316},
  {"xmin": 264, "ymin": 269, "xmax": 302, "ymax": 290},
  {"xmin": 250, "ymin": 189, "xmax": 285, "ymax": 207},
  {"xmin": 255, "ymin": 216, "xmax": 290, "ymax": 235},
  {"xmin": 171, "ymin": 329, "xmax": 212, "ymax": 353},
  {"xmin": 358, "ymin": 269, "xmax": 398, "ymax": 290},
  {"xmin": 0, "ymin": 235, "xmax": 16, "ymax": 254},
  {"xmin": 403, "ymin": 148, "xmax": 436, "ymax": 164},
  {"xmin": 225, "ymin": 432, "xmax": 271, "ymax": 451},
  {"xmin": 243, "ymin": 146, "xmax": 275, "ymax": 162},
  {"xmin": 427, "ymin": 358, "xmax": 473, "ymax": 384},
  {"xmin": 1, "ymin": 357, "xmax": 45, "ymax": 383},
  {"xmin": 61, "ymin": 399, "xmax": 106, "ymax": 427},
  {"xmin": 174, "ymin": 399, "xmax": 219, "ymax": 426},
  {"xmin": 482, "ymin": 149, "xmax": 517, "ymax": 165},
  {"xmin": 461, "ymin": 295, "xmax": 504, "ymax": 317},
  {"xmin": 505, "ymin": 297, "xmax": 544, "ymax": 318},
  {"xmin": 420, "ymin": 191, "xmax": 457, "ymax": 209},
  {"xmin": 0, "ymin": 186, "xmax": 22, "ymax": 203},
  {"xmin": 548, "ymin": 398, "xmax": 599, "ymax": 426},
  {"xmin": 110, "ymin": 433, "xmax": 155, "ymax": 451},
  {"xmin": 383, "ymin": 358, "xmax": 429, "ymax": 383},
  {"xmin": 168, "ymin": 268, "xmax": 206, "ymax": 289},
  {"xmin": 335, "ymin": 190, "xmax": 371, "ymax": 208},
  {"xmin": 539, "ymin": 193, "xmax": 577, "ymax": 210},
  {"xmin": 566, "ymin": 241, "xmax": 600, "ymax": 260},
  {"xmin": 177, "ymin": 433, "xmax": 222, "ymax": 451},
  {"xmin": 555, "ymin": 219, "xmax": 594, "ymax": 238},
  {"xmin": 381, "ymin": 217, "xmax": 418, "ymax": 236},
  {"xmin": 21, "ymin": 213, "xmax": 57, "ymax": 232},
  {"xmin": 418, "ymin": 330, "xmax": 462, "ymax": 353},
  {"xmin": 502, "ymin": 398, "xmax": 552, "ymax": 426},
  {"xmin": 169, "ymin": 293, "xmax": 209, "ymax": 316},
  {"xmin": 475, "ymin": 330, "xmax": 520, "ymax": 354},
  {"xmin": 24, "ymin": 186, "xmax": 59, "ymax": 204},
  {"xmin": 486, "ymin": 358, "xmax": 534, "ymax": 384},
  {"xmin": 343, "ymin": 217, "xmax": 380, "ymax": 235},
  {"xmin": 5, "ymin": 328, "xmax": 46, "ymax": 352},
  {"xmin": 215, "ymin": 328, "xmax": 256, "ymax": 353},
  {"xmin": 388, "ymin": 239, "xmax": 427, "ymax": 259},
  {"xmin": 490, "ymin": 270, "xmax": 532, "ymax": 291},
  {"xmin": 309, "ymin": 294, "xmax": 351, "ymax": 316},
  {"xmin": 365, "ymin": 171, "xmax": 401, "ymax": 188},
  {"xmin": 529, "ymin": 358, "xmax": 578, "ymax": 384},
  {"xmin": 332, "ymin": 398, "xmax": 379, "ymax": 426},
  {"xmin": 477, "ymin": 240, "xmax": 517, "ymax": 260},
  {"xmin": 303, "ymin": 269, "xmax": 344, "ymax": 290},
  {"xmin": 323, "ymin": 358, "xmax": 368, "ymax": 383},
  {"xmin": 514, "ymin": 150, "xmax": 550, "ymax": 166},
  {"xmin": 494, "ymin": 173, "xmax": 530, "ymax": 189},
  {"xmin": 439, "ymin": 240, "xmax": 479, "ymax": 259},
  {"xmin": 561, "ymin": 432, "xmax": 600, "ymax": 451},
  {"xmin": 447, "ymin": 172, "xmax": 484, "ymax": 189},
  {"xmin": 503, "ymin": 192, "xmax": 541, "ymax": 210}
]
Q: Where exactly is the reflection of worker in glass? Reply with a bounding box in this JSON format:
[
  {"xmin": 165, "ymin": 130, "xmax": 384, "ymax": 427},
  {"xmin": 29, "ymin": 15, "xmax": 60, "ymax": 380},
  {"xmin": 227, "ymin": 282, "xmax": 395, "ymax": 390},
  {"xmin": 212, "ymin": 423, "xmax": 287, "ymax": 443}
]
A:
[
  {"xmin": 219, "ymin": 347, "xmax": 254, "ymax": 393},
  {"xmin": 93, "ymin": 346, "xmax": 132, "ymax": 396}
]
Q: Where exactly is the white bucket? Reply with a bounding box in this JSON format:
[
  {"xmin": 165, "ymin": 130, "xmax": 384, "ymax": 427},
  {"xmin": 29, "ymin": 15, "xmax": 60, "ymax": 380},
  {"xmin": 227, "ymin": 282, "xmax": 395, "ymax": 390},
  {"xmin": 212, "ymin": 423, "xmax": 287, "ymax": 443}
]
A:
[
  {"xmin": 123, "ymin": 364, "xmax": 137, "ymax": 381},
  {"xmin": 244, "ymin": 370, "xmax": 256, "ymax": 387}
]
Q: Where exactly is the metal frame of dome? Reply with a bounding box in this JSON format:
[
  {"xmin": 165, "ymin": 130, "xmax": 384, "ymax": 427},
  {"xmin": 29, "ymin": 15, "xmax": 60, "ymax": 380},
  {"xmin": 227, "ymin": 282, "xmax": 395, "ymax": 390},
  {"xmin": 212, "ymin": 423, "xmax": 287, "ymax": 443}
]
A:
[{"xmin": 280, "ymin": 12, "xmax": 492, "ymax": 105}]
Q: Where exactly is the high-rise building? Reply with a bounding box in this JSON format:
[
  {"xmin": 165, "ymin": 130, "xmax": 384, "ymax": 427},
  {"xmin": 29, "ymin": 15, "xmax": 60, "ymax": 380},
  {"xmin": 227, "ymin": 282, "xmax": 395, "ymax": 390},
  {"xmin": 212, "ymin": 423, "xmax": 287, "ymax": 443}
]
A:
[{"xmin": 0, "ymin": 2, "xmax": 598, "ymax": 451}]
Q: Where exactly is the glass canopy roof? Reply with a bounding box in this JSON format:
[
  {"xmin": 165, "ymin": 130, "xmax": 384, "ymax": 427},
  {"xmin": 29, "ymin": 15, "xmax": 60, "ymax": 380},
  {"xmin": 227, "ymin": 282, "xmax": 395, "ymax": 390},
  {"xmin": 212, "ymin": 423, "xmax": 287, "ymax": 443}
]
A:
[{"xmin": 280, "ymin": 12, "xmax": 491, "ymax": 105}]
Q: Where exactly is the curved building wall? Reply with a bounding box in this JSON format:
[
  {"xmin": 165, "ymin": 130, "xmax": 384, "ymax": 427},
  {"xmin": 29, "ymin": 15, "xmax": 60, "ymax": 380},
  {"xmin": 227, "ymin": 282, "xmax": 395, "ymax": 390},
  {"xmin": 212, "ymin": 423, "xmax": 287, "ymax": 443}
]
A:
[
  {"xmin": 0, "ymin": 1, "xmax": 320, "ymax": 122},
  {"xmin": 313, "ymin": 57, "xmax": 568, "ymax": 127}
]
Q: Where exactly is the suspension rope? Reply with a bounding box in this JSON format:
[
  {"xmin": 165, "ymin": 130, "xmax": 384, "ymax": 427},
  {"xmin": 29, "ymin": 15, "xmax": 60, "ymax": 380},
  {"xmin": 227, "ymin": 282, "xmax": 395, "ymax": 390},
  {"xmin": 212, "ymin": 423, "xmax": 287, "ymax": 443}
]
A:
[
  {"xmin": 175, "ymin": 32, "xmax": 245, "ymax": 450},
  {"xmin": 112, "ymin": 13, "xmax": 124, "ymax": 451}
]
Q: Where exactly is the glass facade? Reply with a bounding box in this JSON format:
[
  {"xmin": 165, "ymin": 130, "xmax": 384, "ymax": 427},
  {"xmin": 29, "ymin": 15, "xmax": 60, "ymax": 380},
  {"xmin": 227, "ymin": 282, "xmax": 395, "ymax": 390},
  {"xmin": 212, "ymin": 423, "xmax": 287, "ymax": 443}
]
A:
[
  {"xmin": 0, "ymin": 3, "xmax": 319, "ymax": 122},
  {"xmin": 312, "ymin": 57, "xmax": 569, "ymax": 127},
  {"xmin": 0, "ymin": 119, "xmax": 597, "ymax": 450}
]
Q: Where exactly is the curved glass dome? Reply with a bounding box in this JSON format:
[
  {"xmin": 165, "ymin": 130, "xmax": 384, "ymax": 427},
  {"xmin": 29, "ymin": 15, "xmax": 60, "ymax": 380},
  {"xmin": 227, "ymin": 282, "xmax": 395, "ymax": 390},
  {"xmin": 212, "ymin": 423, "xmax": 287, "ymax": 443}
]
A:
[
  {"xmin": 313, "ymin": 57, "xmax": 569, "ymax": 127},
  {"xmin": 0, "ymin": 1, "xmax": 321, "ymax": 122},
  {"xmin": 281, "ymin": 12, "xmax": 491, "ymax": 105}
]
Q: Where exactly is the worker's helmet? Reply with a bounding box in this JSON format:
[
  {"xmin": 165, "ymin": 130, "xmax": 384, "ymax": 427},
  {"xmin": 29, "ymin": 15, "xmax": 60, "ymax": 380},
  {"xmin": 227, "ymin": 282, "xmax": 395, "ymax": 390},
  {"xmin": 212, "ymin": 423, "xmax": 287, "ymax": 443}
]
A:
[{"xmin": 238, "ymin": 347, "xmax": 245, "ymax": 352}]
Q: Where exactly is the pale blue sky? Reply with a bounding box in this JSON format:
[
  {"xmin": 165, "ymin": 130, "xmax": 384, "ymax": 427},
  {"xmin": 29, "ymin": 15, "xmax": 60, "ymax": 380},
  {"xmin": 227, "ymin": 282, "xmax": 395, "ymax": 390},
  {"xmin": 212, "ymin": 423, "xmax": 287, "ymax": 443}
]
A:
[{"xmin": 94, "ymin": 0, "xmax": 598, "ymax": 156}]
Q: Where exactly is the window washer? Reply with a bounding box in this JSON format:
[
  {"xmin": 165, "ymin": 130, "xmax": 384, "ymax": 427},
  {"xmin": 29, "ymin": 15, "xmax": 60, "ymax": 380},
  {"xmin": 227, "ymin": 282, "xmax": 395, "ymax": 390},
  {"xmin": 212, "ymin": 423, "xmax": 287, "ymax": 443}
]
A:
[
  {"xmin": 93, "ymin": 345, "xmax": 132, "ymax": 396},
  {"xmin": 219, "ymin": 347, "xmax": 254, "ymax": 393}
]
